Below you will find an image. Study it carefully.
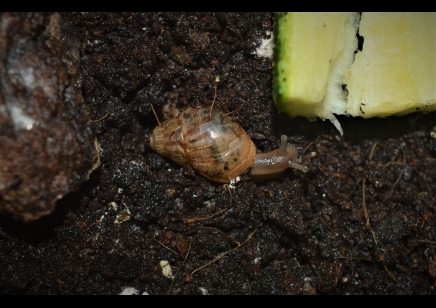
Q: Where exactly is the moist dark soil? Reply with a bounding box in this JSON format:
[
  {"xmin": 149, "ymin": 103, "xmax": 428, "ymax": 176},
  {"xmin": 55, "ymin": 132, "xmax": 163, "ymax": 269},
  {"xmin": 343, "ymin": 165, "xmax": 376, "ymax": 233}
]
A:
[{"xmin": 1, "ymin": 12, "xmax": 435, "ymax": 295}]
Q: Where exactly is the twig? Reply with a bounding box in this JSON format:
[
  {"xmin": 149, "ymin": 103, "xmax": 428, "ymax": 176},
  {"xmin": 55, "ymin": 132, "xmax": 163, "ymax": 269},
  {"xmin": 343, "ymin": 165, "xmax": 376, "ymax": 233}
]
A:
[
  {"xmin": 169, "ymin": 236, "xmax": 196, "ymax": 294},
  {"xmin": 250, "ymin": 77, "xmax": 258, "ymax": 92},
  {"xmin": 71, "ymin": 206, "xmax": 84, "ymax": 220},
  {"xmin": 150, "ymin": 104, "xmax": 161, "ymax": 126},
  {"xmin": 357, "ymin": 231, "xmax": 365, "ymax": 244},
  {"xmin": 93, "ymin": 112, "xmax": 108, "ymax": 123},
  {"xmin": 369, "ymin": 142, "xmax": 378, "ymax": 160},
  {"xmin": 225, "ymin": 108, "xmax": 242, "ymax": 116},
  {"xmin": 384, "ymin": 266, "xmax": 406, "ymax": 291},
  {"xmin": 380, "ymin": 162, "xmax": 408, "ymax": 168},
  {"xmin": 201, "ymin": 227, "xmax": 240, "ymax": 245},
  {"xmin": 409, "ymin": 240, "xmax": 436, "ymax": 244},
  {"xmin": 362, "ymin": 178, "xmax": 378, "ymax": 245},
  {"xmin": 209, "ymin": 76, "xmax": 219, "ymax": 119},
  {"xmin": 225, "ymin": 184, "xmax": 233, "ymax": 204},
  {"xmin": 184, "ymin": 206, "xmax": 230, "ymax": 224},
  {"xmin": 184, "ymin": 184, "xmax": 233, "ymax": 224},
  {"xmin": 294, "ymin": 258, "xmax": 301, "ymax": 268},
  {"xmin": 191, "ymin": 228, "xmax": 258, "ymax": 275},
  {"xmin": 319, "ymin": 217, "xmax": 338, "ymax": 237},
  {"xmin": 384, "ymin": 169, "xmax": 403, "ymax": 200},
  {"xmin": 145, "ymin": 90, "xmax": 156, "ymax": 98},
  {"xmin": 380, "ymin": 147, "xmax": 407, "ymax": 168},
  {"xmin": 336, "ymin": 256, "xmax": 371, "ymax": 261},
  {"xmin": 400, "ymin": 148, "xmax": 406, "ymax": 164},
  {"xmin": 149, "ymin": 235, "xmax": 178, "ymax": 256},
  {"xmin": 301, "ymin": 142, "xmax": 316, "ymax": 157},
  {"xmin": 318, "ymin": 166, "xmax": 346, "ymax": 179}
]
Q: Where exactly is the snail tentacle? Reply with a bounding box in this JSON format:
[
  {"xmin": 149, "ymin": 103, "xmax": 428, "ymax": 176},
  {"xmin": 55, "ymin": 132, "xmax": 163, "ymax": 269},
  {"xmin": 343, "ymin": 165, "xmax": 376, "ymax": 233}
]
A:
[{"xmin": 250, "ymin": 135, "xmax": 307, "ymax": 181}]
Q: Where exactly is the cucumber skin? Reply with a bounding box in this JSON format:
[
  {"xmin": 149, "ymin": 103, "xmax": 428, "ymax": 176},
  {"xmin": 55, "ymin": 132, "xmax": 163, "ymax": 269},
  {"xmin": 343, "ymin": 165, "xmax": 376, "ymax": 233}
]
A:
[
  {"xmin": 273, "ymin": 12, "xmax": 287, "ymax": 112},
  {"xmin": 274, "ymin": 13, "xmax": 309, "ymax": 118}
]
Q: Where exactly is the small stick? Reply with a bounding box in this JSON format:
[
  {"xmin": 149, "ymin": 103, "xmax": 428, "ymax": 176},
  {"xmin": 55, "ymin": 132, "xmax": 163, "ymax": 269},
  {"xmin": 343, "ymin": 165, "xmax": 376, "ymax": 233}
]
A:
[
  {"xmin": 336, "ymin": 256, "xmax": 372, "ymax": 261},
  {"xmin": 209, "ymin": 76, "xmax": 219, "ymax": 119},
  {"xmin": 184, "ymin": 183, "xmax": 233, "ymax": 224},
  {"xmin": 145, "ymin": 90, "xmax": 156, "ymax": 98},
  {"xmin": 150, "ymin": 104, "xmax": 161, "ymax": 126},
  {"xmin": 362, "ymin": 178, "xmax": 378, "ymax": 245},
  {"xmin": 319, "ymin": 217, "xmax": 338, "ymax": 237},
  {"xmin": 168, "ymin": 236, "xmax": 196, "ymax": 294},
  {"xmin": 93, "ymin": 112, "xmax": 108, "ymax": 123},
  {"xmin": 191, "ymin": 228, "xmax": 257, "ymax": 275},
  {"xmin": 384, "ymin": 266, "xmax": 406, "ymax": 291},
  {"xmin": 357, "ymin": 231, "xmax": 365, "ymax": 243},
  {"xmin": 250, "ymin": 77, "xmax": 258, "ymax": 92},
  {"xmin": 149, "ymin": 235, "xmax": 178, "ymax": 256},
  {"xmin": 184, "ymin": 206, "xmax": 229, "ymax": 224},
  {"xmin": 400, "ymin": 148, "xmax": 406, "ymax": 164},
  {"xmin": 409, "ymin": 240, "xmax": 436, "ymax": 244},
  {"xmin": 381, "ymin": 147, "xmax": 407, "ymax": 167},
  {"xmin": 369, "ymin": 142, "xmax": 378, "ymax": 160},
  {"xmin": 226, "ymin": 184, "xmax": 233, "ymax": 204},
  {"xmin": 225, "ymin": 108, "xmax": 242, "ymax": 116},
  {"xmin": 380, "ymin": 162, "xmax": 408, "ymax": 168},
  {"xmin": 201, "ymin": 227, "xmax": 240, "ymax": 245},
  {"xmin": 384, "ymin": 169, "xmax": 403, "ymax": 200},
  {"xmin": 301, "ymin": 142, "xmax": 316, "ymax": 157}
]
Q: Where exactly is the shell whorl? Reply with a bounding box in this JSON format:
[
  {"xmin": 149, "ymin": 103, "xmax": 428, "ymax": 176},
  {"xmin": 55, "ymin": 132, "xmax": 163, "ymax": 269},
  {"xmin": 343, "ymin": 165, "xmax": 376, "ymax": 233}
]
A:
[
  {"xmin": 150, "ymin": 125, "xmax": 165, "ymax": 155},
  {"xmin": 150, "ymin": 117, "xmax": 189, "ymax": 165}
]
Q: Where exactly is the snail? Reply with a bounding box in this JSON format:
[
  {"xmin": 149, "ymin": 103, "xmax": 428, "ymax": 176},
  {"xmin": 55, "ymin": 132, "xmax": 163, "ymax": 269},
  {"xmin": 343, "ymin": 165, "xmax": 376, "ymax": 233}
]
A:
[{"xmin": 149, "ymin": 107, "xmax": 308, "ymax": 183}]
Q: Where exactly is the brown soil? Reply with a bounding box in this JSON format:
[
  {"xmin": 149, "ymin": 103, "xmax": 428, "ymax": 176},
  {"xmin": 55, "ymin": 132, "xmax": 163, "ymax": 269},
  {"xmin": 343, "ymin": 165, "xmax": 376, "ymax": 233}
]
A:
[{"xmin": 1, "ymin": 12, "xmax": 435, "ymax": 295}]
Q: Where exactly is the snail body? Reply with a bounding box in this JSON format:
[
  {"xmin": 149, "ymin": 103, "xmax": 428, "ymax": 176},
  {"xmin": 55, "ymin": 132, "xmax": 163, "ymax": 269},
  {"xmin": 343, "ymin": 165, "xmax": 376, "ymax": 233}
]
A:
[{"xmin": 150, "ymin": 107, "xmax": 307, "ymax": 183}]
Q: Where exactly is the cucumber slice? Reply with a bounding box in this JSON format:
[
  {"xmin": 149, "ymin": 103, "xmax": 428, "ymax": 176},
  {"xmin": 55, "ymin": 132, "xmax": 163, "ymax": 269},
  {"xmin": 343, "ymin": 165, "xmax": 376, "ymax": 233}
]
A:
[
  {"xmin": 274, "ymin": 12, "xmax": 436, "ymax": 134},
  {"xmin": 274, "ymin": 12, "xmax": 360, "ymax": 134},
  {"xmin": 345, "ymin": 12, "xmax": 436, "ymax": 118}
]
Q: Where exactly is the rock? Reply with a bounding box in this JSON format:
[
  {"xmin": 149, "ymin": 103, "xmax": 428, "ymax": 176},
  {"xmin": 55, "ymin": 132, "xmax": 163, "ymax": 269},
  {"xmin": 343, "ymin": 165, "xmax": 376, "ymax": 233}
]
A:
[{"xmin": 0, "ymin": 13, "xmax": 100, "ymax": 222}]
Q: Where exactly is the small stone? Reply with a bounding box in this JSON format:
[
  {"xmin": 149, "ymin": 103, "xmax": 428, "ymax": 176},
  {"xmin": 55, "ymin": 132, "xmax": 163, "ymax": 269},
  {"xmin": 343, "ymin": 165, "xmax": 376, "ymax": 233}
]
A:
[{"xmin": 159, "ymin": 260, "xmax": 174, "ymax": 279}]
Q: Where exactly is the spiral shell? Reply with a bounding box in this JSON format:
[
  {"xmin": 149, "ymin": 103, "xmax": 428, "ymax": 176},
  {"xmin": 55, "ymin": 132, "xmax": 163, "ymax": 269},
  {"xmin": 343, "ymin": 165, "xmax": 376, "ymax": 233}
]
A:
[{"xmin": 150, "ymin": 107, "xmax": 256, "ymax": 183}]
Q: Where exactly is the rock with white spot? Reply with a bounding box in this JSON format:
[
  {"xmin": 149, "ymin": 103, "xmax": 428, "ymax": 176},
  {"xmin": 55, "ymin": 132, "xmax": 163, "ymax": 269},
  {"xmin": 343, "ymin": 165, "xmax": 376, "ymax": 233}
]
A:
[{"xmin": 0, "ymin": 13, "xmax": 100, "ymax": 222}]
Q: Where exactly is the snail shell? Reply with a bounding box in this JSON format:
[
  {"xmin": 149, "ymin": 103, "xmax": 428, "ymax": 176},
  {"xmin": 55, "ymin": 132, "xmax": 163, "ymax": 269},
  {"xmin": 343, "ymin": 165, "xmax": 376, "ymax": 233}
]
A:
[{"xmin": 150, "ymin": 107, "xmax": 256, "ymax": 183}]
